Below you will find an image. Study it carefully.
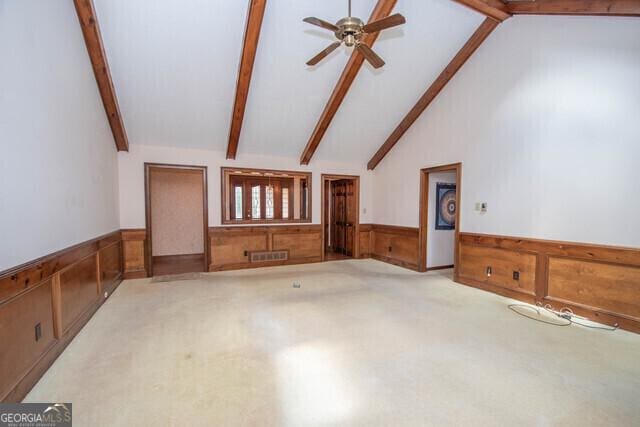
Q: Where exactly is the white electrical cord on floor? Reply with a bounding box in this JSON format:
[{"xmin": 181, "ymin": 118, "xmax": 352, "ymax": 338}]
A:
[{"xmin": 508, "ymin": 302, "xmax": 618, "ymax": 331}]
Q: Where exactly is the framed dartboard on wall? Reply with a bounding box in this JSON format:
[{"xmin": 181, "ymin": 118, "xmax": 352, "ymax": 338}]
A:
[{"xmin": 435, "ymin": 183, "xmax": 456, "ymax": 230}]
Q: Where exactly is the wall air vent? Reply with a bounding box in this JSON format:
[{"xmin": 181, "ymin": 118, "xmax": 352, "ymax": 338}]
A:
[{"xmin": 249, "ymin": 250, "xmax": 289, "ymax": 263}]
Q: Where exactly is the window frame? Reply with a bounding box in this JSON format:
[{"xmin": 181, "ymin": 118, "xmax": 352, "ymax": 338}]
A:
[{"xmin": 221, "ymin": 167, "xmax": 311, "ymax": 224}]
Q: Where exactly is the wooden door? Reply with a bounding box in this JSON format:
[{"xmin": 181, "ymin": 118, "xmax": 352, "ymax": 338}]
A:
[
  {"xmin": 329, "ymin": 179, "xmax": 356, "ymax": 256},
  {"xmin": 344, "ymin": 179, "xmax": 356, "ymax": 257},
  {"xmin": 331, "ymin": 181, "xmax": 346, "ymax": 253}
]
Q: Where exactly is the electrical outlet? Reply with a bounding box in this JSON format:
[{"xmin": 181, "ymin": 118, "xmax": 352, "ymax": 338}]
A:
[
  {"xmin": 481, "ymin": 202, "xmax": 488, "ymax": 213},
  {"xmin": 104, "ymin": 291, "xmax": 109, "ymax": 299},
  {"xmin": 486, "ymin": 266, "xmax": 492, "ymax": 277},
  {"xmin": 34, "ymin": 323, "xmax": 42, "ymax": 341},
  {"xmin": 513, "ymin": 271, "xmax": 520, "ymax": 281},
  {"xmin": 293, "ymin": 282, "xmax": 301, "ymax": 289},
  {"xmin": 475, "ymin": 203, "xmax": 481, "ymax": 211}
]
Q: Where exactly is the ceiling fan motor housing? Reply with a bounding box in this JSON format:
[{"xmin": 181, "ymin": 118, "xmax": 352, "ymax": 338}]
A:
[{"xmin": 335, "ymin": 16, "xmax": 364, "ymax": 47}]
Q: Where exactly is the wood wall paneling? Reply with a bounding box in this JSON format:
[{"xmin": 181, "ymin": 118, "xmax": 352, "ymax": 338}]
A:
[
  {"xmin": 457, "ymin": 232, "xmax": 640, "ymax": 333},
  {"xmin": 209, "ymin": 225, "xmax": 322, "ymax": 271},
  {"xmin": 547, "ymin": 257, "xmax": 640, "ymax": 321},
  {"xmin": 121, "ymin": 229, "xmax": 147, "ymax": 279},
  {"xmin": 99, "ymin": 242, "xmax": 122, "ymax": 296},
  {"xmin": 0, "ymin": 231, "xmax": 124, "ymax": 402},
  {"xmin": 59, "ymin": 255, "xmax": 100, "ymax": 336},
  {"xmin": 0, "ymin": 281, "xmax": 56, "ymax": 400},
  {"xmin": 273, "ymin": 229, "xmax": 322, "ymax": 260},
  {"xmin": 369, "ymin": 224, "xmax": 420, "ymax": 270},
  {"xmin": 210, "ymin": 231, "xmax": 269, "ymax": 268},
  {"xmin": 359, "ymin": 225, "xmax": 372, "ymax": 258},
  {"xmin": 458, "ymin": 243, "xmax": 537, "ymax": 296}
]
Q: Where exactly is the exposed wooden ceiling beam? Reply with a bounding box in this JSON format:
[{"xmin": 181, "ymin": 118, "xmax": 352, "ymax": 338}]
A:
[
  {"xmin": 452, "ymin": 0, "xmax": 512, "ymax": 22},
  {"xmin": 506, "ymin": 0, "xmax": 640, "ymax": 16},
  {"xmin": 74, "ymin": 0, "xmax": 129, "ymax": 152},
  {"xmin": 299, "ymin": 0, "xmax": 397, "ymax": 166},
  {"xmin": 227, "ymin": 0, "xmax": 268, "ymax": 160},
  {"xmin": 367, "ymin": 18, "xmax": 499, "ymax": 170}
]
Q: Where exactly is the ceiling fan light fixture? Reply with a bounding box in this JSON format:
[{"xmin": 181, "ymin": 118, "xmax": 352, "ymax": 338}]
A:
[{"xmin": 302, "ymin": 0, "xmax": 405, "ymax": 68}]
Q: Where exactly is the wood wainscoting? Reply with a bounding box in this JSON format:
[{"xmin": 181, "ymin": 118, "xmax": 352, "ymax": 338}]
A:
[
  {"xmin": 359, "ymin": 224, "xmax": 420, "ymax": 271},
  {"xmin": 121, "ymin": 229, "xmax": 147, "ymax": 279},
  {"xmin": 0, "ymin": 231, "xmax": 124, "ymax": 402},
  {"xmin": 125, "ymin": 224, "xmax": 423, "ymax": 273},
  {"xmin": 209, "ymin": 225, "xmax": 323, "ymax": 271},
  {"xmin": 457, "ymin": 233, "xmax": 640, "ymax": 333}
]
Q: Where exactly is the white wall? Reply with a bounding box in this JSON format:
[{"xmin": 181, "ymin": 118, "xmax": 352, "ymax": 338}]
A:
[
  {"xmin": 118, "ymin": 144, "xmax": 372, "ymax": 229},
  {"xmin": 427, "ymin": 172, "xmax": 456, "ymax": 268},
  {"xmin": 373, "ymin": 16, "xmax": 640, "ymax": 248},
  {"xmin": 0, "ymin": 1, "xmax": 120, "ymax": 271}
]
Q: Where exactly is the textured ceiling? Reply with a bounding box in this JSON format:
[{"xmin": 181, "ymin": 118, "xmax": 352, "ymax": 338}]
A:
[{"xmin": 96, "ymin": 0, "xmax": 483, "ymax": 164}]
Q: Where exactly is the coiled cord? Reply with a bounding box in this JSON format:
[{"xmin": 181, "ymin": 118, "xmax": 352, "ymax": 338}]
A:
[{"xmin": 508, "ymin": 302, "xmax": 618, "ymax": 331}]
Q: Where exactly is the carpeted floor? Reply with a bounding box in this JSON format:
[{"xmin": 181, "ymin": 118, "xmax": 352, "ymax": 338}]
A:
[{"xmin": 25, "ymin": 259, "xmax": 640, "ymax": 426}]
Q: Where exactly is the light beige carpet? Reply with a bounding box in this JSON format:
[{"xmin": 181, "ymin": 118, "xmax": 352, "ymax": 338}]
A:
[{"xmin": 25, "ymin": 259, "xmax": 640, "ymax": 426}]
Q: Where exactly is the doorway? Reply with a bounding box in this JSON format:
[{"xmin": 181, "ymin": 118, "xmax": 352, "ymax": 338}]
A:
[
  {"xmin": 418, "ymin": 163, "xmax": 461, "ymax": 277},
  {"xmin": 321, "ymin": 174, "xmax": 360, "ymax": 261},
  {"xmin": 145, "ymin": 163, "xmax": 208, "ymax": 276}
]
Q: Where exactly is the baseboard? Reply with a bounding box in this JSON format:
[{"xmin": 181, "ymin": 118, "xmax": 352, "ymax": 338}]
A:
[
  {"xmin": 371, "ymin": 253, "xmax": 420, "ymax": 271},
  {"xmin": 426, "ymin": 264, "xmax": 454, "ymax": 271}
]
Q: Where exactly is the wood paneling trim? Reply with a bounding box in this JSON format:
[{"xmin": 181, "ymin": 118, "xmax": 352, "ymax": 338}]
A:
[
  {"xmin": 0, "ymin": 231, "xmax": 120, "ymax": 304},
  {"xmin": 209, "ymin": 225, "xmax": 322, "ymax": 271},
  {"xmin": 452, "ymin": 0, "xmax": 511, "ymax": 21},
  {"xmin": 367, "ymin": 18, "xmax": 499, "ymax": 170},
  {"xmin": 227, "ymin": 0, "xmax": 268, "ymax": 159},
  {"xmin": 121, "ymin": 229, "xmax": 148, "ymax": 279},
  {"xmin": 300, "ymin": 0, "xmax": 398, "ymax": 165},
  {"xmin": 370, "ymin": 224, "xmax": 419, "ymax": 237},
  {"xmin": 459, "ymin": 233, "xmax": 640, "ymax": 266},
  {"xmin": 369, "ymin": 224, "xmax": 420, "ymax": 270},
  {"xmin": 0, "ymin": 230, "xmax": 124, "ymax": 402},
  {"xmin": 457, "ymin": 232, "xmax": 640, "ymax": 333},
  {"xmin": 507, "ymin": 0, "xmax": 640, "ymax": 16},
  {"xmin": 73, "ymin": 0, "xmax": 129, "ymax": 151}
]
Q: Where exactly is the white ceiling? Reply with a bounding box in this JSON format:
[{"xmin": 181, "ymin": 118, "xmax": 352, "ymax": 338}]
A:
[{"xmin": 95, "ymin": 0, "xmax": 483, "ymax": 164}]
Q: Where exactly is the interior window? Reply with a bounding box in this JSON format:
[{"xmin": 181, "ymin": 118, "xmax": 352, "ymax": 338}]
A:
[
  {"xmin": 251, "ymin": 185, "xmax": 261, "ymax": 219},
  {"xmin": 234, "ymin": 186, "xmax": 243, "ymax": 220},
  {"xmin": 282, "ymin": 187, "xmax": 289, "ymax": 219},
  {"xmin": 222, "ymin": 168, "xmax": 311, "ymax": 224}
]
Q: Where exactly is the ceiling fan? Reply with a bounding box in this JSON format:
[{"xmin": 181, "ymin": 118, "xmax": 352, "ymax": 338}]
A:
[{"xmin": 303, "ymin": 0, "xmax": 406, "ymax": 69}]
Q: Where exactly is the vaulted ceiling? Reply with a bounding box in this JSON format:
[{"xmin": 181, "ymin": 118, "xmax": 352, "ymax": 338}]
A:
[
  {"xmin": 91, "ymin": 0, "xmax": 640, "ymax": 166},
  {"xmin": 93, "ymin": 0, "xmax": 480, "ymax": 163}
]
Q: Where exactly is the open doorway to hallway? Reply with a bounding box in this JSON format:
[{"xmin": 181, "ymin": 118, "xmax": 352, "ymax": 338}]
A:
[
  {"xmin": 418, "ymin": 163, "xmax": 461, "ymax": 276},
  {"xmin": 321, "ymin": 174, "xmax": 360, "ymax": 262},
  {"xmin": 145, "ymin": 163, "xmax": 209, "ymax": 276}
]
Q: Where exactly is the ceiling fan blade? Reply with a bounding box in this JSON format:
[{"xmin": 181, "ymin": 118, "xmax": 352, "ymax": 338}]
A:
[
  {"xmin": 362, "ymin": 13, "xmax": 406, "ymax": 34},
  {"xmin": 306, "ymin": 41, "xmax": 342, "ymax": 66},
  {"xmin": 356, "ymin": 43, "xmax": 385, "ymax": 69},
  {"xmin": 303, "ymin": 17, "xmax": 340, "ymax": 32}
]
